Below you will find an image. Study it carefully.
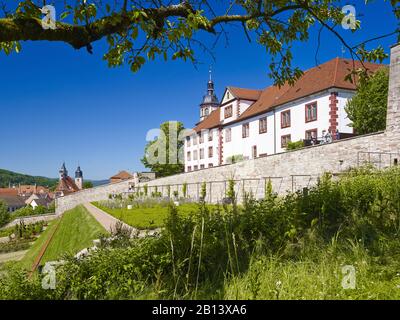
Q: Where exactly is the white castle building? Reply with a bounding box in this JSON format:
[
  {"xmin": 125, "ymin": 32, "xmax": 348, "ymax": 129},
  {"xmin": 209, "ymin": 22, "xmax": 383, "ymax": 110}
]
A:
[{"xmin": 184, "ymin": 58, "xmax": 384, "ymax": 172}]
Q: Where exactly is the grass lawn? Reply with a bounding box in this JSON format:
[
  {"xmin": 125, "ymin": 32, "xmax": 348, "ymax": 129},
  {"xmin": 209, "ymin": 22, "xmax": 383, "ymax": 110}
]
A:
[
  {"xmin": 18, "ymin": 219, "xmax": 60, "ymax": 270},
  {"xmin": 92, "ymin": 202, "xmax": 205, "ymax": 229},
  {"xmin": 40, "ymin": 205, "xmax": 107, "ymax": 264}
]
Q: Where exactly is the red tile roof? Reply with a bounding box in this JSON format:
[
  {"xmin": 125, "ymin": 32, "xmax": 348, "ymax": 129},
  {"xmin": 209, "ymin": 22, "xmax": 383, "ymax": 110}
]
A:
[
  {"xmin": 0, "ymin": 188, "xmax": 18, "ymax": 195},
  {"xmin": 18, "ymin": 185, "xmax": 49, "ymax": 195},
  {"xmin": 193, "ymin": 109, "xmax": 221, "ymax": 133},
  {"xmin": 110, "ymin": 171, "xmax": 133, "ymax": 180},
  {"xmin": 56, "ymin": 176, "xmax": 80, "ymax": 194},
  {"xmin": 192, "ymin": 58, "xmax": 385, "ymax": 131},
  {"xmin": 228, "ymin": 87, "xmax": 263, "ymax": 101}
]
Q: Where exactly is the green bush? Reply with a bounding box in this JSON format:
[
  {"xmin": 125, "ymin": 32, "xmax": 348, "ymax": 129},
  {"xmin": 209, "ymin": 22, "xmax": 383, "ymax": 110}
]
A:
[
  {"xmin": 0, "ymin": 200, "xmax": 10, "ymax": 227},
  {"xmin": 0, "ymin": 240, "xmax": 31, "ymax": 253},
  {"xmin": 286, "ymin": 140, "xmax": 304, "ymax": 150},
  {"xmin": 200, "ymin": 182, "xmax": 207, "ymax": 201},
  {"xmin": 182, "ymin": 183, "xmax": 187, "ymax": 198},
  {"xmin": 11, "ymin": 205, "xmax": 53, "ymax": 220}
]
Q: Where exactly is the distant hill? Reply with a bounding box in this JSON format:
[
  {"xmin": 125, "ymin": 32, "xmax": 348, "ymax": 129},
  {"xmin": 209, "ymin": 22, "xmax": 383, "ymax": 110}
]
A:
[
  {"xmin": 89, "ymin": 180, "xmax": 109, "ymax": 187},
  {"xmin": 0, "ymin": 169, "xmax": 58, "ymax": 188}
]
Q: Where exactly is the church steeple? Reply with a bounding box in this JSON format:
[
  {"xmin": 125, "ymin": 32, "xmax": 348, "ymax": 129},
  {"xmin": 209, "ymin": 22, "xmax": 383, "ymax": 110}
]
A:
[
  {"xmin": 59, "ymin": 162, "xmax": 68, "ymax": 180},
  {"xmin": 200, "ymin": 67, "xmax": 219, "ymax": 122},
  {"xmin": 75, "ymin": 166, "xmax": 83, "ymax": 179},
  {"xmin": 75, "ymin": 165, "xmax": 83, "ymax": 190}
]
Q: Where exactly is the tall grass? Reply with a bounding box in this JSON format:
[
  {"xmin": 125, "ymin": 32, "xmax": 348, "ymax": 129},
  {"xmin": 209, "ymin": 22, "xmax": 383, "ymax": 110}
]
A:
[{"xmin": 1, "ymin": 166, "xmax": 400, "ymax": 300}]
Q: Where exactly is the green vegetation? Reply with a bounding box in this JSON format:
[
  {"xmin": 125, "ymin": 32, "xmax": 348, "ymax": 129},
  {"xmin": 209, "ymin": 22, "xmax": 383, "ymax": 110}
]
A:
[
  {"xmin": 226, "ymin": 179, "xmax": 236, "ymax": 203},
  {"xmin": 0, "ymin": 2, "xmax": 392, "ymax": 87},
  {"xmin": 287, "ymin": 140, "xmax": 305, "ymax": 150},
  {"xmin": 16, "ymin": 206, "xmax": 106, "ymax": 271},
  {"xmin": 11, "ymin": 204, "xmax": 55, "ymax": 220},
  {"xmin": 41, "ymin": 206, "xmax": 106, "ymax": 264},
  {"xmin": 1, "ymin": 202, "xmax": 55, "ymax": 229},
  {"xmin": 345, "ymin": 67, "xmax": 389, "ymax": 134},
  {"xmin": 92, "ymin": 201, "xmax": 201, "ymax": 229},
  {"xmin": 0, "ymin": 221, "xmax": 47, "ymax": 265},
  {"xmin": 11, "ymin": 221, "xmax": 45, "ymax": 240},
  {"xmin": 200, "ymin": 182, "xmax": 207, "ymax": 201},
  {"xmin": 141, "ymin": 121, "xmax": 185, "ymax": 177},
  {"xmin": 18, "ymin": 220, "xmax": 59, "ymax": 271},
  {"xmin": 1, "ymin": 166, "xmax": 400, "ymax": 299},
  {"xmin": 0, "ymin": 200, "xmax": 9, "ymax": 227},
  {"xmin": 226, "ymin": 154, "xmax": 244, "ymax": 164},
  {"xmin": 83, "ymin": 181, "xmax": 94, "ymax": 189},
  {"xmin": 0, "ymin": 240, "xmax": 31, "ymax": 254},
  {"xmin": 224, "ymin": 246, "xmax": 400, "ymax": 299},
  {"xmin": 182, "ymin": 183, "xmax": 187, "ymax": 198},
  {"xmin": 0, "ymin": 226, "xmax": 14, "ymax": 238},
  {"xmin": 0, "ymin": 168, "xmax": 57, "ymax": 189}
]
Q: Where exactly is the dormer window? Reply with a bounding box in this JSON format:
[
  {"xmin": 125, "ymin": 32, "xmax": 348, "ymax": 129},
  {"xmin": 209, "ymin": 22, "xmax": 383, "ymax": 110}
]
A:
[{"xmin": 224, "ymin": 105, "xmax": 233, "ymax": 119}]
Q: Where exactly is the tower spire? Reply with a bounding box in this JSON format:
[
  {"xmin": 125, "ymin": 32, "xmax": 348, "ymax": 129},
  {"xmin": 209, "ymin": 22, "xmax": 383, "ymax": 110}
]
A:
[{"xmin": 199, "ymin": 67, "xmax": 219, "ymax": 121}]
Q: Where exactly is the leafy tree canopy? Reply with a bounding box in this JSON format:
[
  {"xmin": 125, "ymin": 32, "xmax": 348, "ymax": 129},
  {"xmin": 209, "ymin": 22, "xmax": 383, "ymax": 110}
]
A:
[
  {"xmin": 0, "ymin": 1, "xmax": 397, "ymax": 85},
  {"xmin": 345, "ymin": 67, "xmax": 389, "ymax": 134},
  {"xmin": 141, "ymin": 121, "xmax": 186, "ymax": 177},
  {"xmin": 0, "ymin": 200, "xmax": 10, "ymax": 227},
  {"xmin": 83, "ymin": 181, "xmax": 94, "ymax": 189}
]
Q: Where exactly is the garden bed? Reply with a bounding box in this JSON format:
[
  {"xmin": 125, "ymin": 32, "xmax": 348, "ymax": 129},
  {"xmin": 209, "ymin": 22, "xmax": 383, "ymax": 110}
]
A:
[{"xmin": 92, "ymin": 200, "xmax": 206, "ymax": 229}]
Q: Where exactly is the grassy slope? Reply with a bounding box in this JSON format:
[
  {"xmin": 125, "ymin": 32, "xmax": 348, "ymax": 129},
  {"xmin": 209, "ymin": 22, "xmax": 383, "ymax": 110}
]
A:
[
  {"xmin": 18, "ymin": 205, "xmax": 106, "ymax": 270},
  {"xmin": 41, "ymin": 205, "xmax": 107, "ymax": 264},
  {"xmin": 92, "ymin": 202, "xmax": 201, "ymax": 229},
  {"xmin": 18, "ymin": 219, "xmax": 59, "ymax": 270}
]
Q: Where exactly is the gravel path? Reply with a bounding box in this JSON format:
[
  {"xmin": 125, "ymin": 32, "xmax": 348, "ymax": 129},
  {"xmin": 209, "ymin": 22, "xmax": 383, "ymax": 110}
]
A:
[
  {"xmin": 0, "ymin": 250, "xmax": 28, "ymax": 263},
  {"xmin": 83, "ymin": 203, "xmax": 161, "ymax": 238},
  {"xmin": 2, "ymin": 214, "xmax": 58, "ymax": 229}
]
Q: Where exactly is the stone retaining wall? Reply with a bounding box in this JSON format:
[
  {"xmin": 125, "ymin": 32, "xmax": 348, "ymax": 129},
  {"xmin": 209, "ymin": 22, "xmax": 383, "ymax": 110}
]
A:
[{"xmin": 56, "ymin": 43, "xmax": 400, "ymax": 213}]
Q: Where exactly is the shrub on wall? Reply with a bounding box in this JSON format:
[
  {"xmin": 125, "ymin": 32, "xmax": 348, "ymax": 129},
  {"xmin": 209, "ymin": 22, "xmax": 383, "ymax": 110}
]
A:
[
  {"xmin": 200, "ymin": 182, "xmax": 207, "ymax": 201},
  {"xmin": 226, "ymin": 154, "xmax": 244, "ymax": 164},
  {"xmin": 286, "ymin": 140, "xmax": 304, "ymax": 150},
  {"xmin": 167, "ymin": 185, "xmax": 171, "ymax": 198},
  {"xmin": 182, "ymin": 183, "xmax": 187, "ymax": 198},
  {"xmin": 226, "ymin": 179, "xmax": 236, "ymax": 203}
]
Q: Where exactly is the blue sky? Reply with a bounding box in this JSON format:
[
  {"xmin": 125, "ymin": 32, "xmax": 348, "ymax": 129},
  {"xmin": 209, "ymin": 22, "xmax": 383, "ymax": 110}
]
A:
[{"xmin": 0, "ymin": 1, "xmax": 398, "ymax": 180}]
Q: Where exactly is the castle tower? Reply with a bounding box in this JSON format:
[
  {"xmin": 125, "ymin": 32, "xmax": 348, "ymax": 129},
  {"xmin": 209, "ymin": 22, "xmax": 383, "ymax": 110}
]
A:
[
  {"xmin": 75, "ymin": 166, "xmax": 83, "ymax": 190},
  {"xmin": 59, "ymin": 162, "xmax": 68, "ymax": 180},
  {"xmin": 199, "ymin": 68, "xmax": 219, "ymax": 122}
]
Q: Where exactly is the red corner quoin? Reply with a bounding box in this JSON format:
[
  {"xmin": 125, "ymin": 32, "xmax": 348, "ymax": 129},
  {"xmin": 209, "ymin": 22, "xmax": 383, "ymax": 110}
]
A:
[
  {"xmin": 329, "ymin": 92, "xmax": 339, "ymax": 139},
  {"xmin": 218, "ymin": 127, "xmax": 224, "ymax": 165}
]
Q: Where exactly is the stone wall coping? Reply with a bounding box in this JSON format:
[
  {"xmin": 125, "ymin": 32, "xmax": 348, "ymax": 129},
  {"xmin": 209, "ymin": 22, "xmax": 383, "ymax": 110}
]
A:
[{"xmin": 136, "ymin": 130, "xmax": 386, "ymax": 182}]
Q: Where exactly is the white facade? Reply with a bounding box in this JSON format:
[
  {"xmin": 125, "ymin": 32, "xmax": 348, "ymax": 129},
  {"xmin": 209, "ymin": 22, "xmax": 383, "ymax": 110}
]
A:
[
  {"xmin": 185, "ymin": 87, "xmax": 355, "ymax": 172},
  {"xmin": 185, "ymin": 128, "xmax": 220, "ymax": 171},
  {"xmin": 182, "ymin": 56, "xmax": 381, "ymax": 173}
]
